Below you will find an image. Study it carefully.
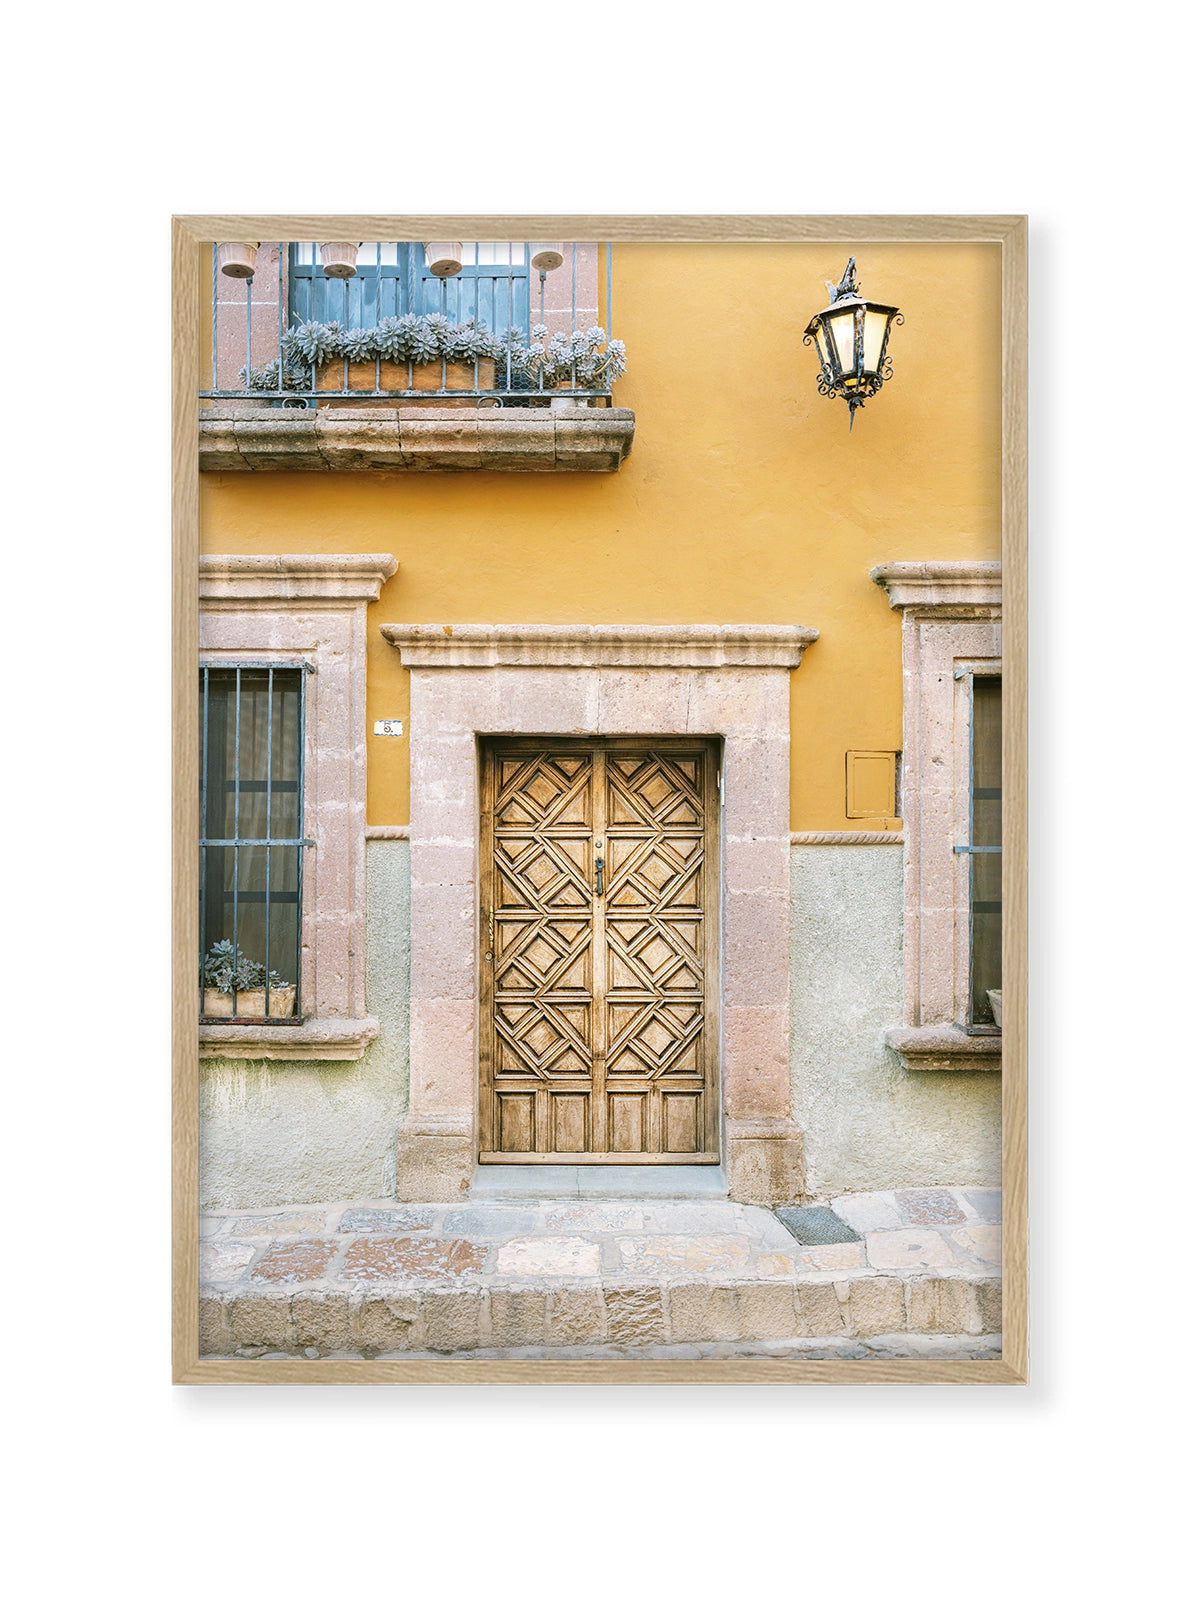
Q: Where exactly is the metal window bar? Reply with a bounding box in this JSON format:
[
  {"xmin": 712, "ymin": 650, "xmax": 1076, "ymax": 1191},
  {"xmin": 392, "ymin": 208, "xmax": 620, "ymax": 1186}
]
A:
[
  {"xmin": 201, "ymin": 241, "xmax": 619, "ymax": 405},
  {"xmin": 956, "ymin": 674, "xmax": 1002, "ymax": 1029},
  {"xmin": 199, "ymin": 664, "xmax": 311, "ymax": 1025}
]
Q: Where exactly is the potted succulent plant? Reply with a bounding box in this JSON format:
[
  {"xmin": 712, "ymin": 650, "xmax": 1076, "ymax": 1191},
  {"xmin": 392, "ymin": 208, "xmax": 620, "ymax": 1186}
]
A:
[
  {"xmin": 319, "ymin": 242, "xmax": 361, "ymax": 279},
  {"xmin": 509, "ymin": 324, "xmax": 627, "ymax": 405},
  {"xmin": 201, "ymin": 940, "xmax": 296, "ymax": 1020},
  {"xmin": 217, "ymin": 242, "xmax": 260, "ymax": 279},
  {"xmin": 280, "ymin": 314, "xmax": 501, "ymax": 400}
]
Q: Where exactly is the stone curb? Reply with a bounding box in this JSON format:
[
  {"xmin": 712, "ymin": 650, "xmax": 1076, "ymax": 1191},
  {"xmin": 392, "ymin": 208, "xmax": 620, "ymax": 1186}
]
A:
[{"xmin": 200, "ymin": 1273, "xmax": 1001, "ymax": 1358}]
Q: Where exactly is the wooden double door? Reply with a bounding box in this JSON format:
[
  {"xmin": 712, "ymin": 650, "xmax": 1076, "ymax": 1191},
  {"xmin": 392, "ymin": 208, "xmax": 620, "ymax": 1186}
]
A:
[{"xmin": 479, "ymin": 738, "xmax": 720, "ymax": 1163}]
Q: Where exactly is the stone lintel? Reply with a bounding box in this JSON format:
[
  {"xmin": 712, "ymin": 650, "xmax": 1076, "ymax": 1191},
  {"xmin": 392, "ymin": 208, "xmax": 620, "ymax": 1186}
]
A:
[
  {"xmin": 199, "ymin": 407, "xmax": 636, "ymax": 473},
  {"xmin": 199, "ymin": 1017, "xmax": 381, "ymax": 1061},
  {"xmin": 199, "ymin": 553, "xmax": 397, "ymax": 605},
  {"xmin": 871, "ymin": 561, "xmax": 1002, "ymax": 616},
  {"xmin": 884, "ymin": 1026, "xmax": 1002, "ymax": 1072},
  {"xmin": 381, "ymin": 623, "xmax": 819, "ymax": 669}
]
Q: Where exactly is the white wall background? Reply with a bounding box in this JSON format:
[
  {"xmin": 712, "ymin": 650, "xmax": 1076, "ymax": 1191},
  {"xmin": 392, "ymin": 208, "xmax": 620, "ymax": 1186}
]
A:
[{"xmin": 3, "ymin": 3, "xmax": 1192, "ymax": 1596}]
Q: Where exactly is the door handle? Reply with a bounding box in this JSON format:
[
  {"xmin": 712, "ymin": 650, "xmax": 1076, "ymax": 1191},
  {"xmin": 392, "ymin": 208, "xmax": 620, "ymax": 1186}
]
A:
[{"xmin": 595, "ymin": 848, "xmax": 604, "ymax": 897}]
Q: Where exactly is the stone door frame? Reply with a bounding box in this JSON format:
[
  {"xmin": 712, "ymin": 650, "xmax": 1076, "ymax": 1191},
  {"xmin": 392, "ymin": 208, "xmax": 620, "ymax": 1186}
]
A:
[{"xmin": 380, "ymin": 624, "xmax": 819, "ymax": 1202}]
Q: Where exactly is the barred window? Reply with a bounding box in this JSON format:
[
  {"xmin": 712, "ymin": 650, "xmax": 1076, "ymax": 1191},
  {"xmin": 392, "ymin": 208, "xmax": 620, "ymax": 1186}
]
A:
[
  {"xmin": 968, "ymin": 675, "xmax": 1002, "ymax": 1025},
  {"xmin": 199, "ymin": 666, "xmax": 308, "ymax": 1024}
]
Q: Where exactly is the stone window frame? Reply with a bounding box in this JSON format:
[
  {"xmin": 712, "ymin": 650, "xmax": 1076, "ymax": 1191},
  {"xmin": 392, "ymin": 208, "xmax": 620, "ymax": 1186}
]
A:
[
  {"xmin": 198, "ymin": 554, "xmax": 397, "ymax": 1060},
  {"xmin": 377, "ymin": 623, "xmax": 819, "ymax": 1203},
  {"xmin": 870, "ymin": 562, "xmax": 1003, "ymax": 1072}
]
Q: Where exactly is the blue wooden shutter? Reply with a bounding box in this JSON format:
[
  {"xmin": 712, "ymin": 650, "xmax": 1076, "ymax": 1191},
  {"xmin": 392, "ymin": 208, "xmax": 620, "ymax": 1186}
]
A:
[{"xmin": 288, "ymin": 244, "xmax": 530, "ymax": 338}]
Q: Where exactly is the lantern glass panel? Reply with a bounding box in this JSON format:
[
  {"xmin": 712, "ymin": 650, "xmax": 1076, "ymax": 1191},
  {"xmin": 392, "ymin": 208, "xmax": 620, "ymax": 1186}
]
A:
[
  {"xmin": 862, "ymin": 309, "xmax": 892, "ymax": 375},
  {"xmin": 827, "ymin": 307, "xmax": 859, "ymax": 378}
]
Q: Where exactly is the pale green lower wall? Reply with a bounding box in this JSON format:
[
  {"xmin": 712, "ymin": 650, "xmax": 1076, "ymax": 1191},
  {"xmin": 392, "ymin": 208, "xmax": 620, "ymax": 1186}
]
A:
[
  {"xmin": 200, "ymin": 839, "xmax": 999, "ymax": 1206},
  {"xmin": 199, "ymin": 840, "xmax": 410, "ymax": 1209},
  {"xmin": 789, "ymin": 844, "xmax": 1001, "ymax": 1196}
]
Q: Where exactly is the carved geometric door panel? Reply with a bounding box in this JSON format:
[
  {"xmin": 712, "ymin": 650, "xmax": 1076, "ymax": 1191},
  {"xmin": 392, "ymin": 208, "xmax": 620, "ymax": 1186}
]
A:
[{"xmin": 479, "ymin": 738, "xmax": 720, "ymax": 1163}]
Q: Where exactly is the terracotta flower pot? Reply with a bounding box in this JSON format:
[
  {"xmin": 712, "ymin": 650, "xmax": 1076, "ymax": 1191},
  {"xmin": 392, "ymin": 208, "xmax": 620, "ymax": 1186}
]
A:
[
  {"xmin": 202, "ymin": 987, "xmax": 235, "ymax": 1018},
  {"xmin": 267, "ymin": 986, "xmax": 297, "ymax": 1018},
  {"xmin": 320, "ymin": 242, "xmax": 360, "ymax": 279},
  {"xmin": 410, "ymin": 357, "xmax": 496, "ymax": 392},
  {"xmin": 315, "ymin": 357, "xmax": 495, "ymax": 404},
  {"xmin": 424, "ymin": 241, "xmax": 464, "ymax": 277},
  {"xmin": 217, "ymin": 242, "xmax": 260, "ymax": 279},
  {"xmin": 202, "ymin": 985, "xmax": 296, "ymax": 1019},
  {"xmin": 529, "ymin": 242, "xmax": 564, "ymax": 272},
  {"xmin": 550, "ymin": 379, "xmax": 591, "ymax": 409},
  {"xmin": 316, "ymin": 359, "xmax": 409, "ymax": 393}
]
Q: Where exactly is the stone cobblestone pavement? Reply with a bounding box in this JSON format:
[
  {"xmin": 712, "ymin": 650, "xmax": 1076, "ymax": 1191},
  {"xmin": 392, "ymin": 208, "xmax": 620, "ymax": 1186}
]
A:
[{"xmin": 199, "ymin": 1187, "xmax": 1002, "ymax": 1360}]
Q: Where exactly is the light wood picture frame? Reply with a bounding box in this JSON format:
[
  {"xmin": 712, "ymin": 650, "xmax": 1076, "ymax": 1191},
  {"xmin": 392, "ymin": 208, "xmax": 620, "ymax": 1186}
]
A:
[{"xmin": 174, "ymin": 214, "xmax": 1027, "ymax": 1385}]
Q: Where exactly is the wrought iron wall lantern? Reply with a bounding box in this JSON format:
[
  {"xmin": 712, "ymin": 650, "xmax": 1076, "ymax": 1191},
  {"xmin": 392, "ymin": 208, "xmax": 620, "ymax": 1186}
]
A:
[{"xmin": 804, "ymin": 258, "xmax": 902, "ymax": 430}]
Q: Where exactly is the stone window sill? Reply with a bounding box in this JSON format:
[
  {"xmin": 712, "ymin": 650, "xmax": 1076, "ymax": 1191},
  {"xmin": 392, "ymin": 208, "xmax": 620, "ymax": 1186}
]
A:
[
  {"xmin": 199, "ymin": 406, "xmax": 635, "ymax": 473},
  {"xmin": 199, "ymin": 1016, "xmax": 380, "ymax": 1061},
  {"xmin": 884, "ymin": 1026, "xmax": 1001, "ymax": 1072}
]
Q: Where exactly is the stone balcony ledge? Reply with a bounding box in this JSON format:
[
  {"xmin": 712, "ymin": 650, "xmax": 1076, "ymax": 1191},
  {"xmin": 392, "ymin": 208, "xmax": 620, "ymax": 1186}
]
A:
[{"xmin": 199, "ymin": 405, "xmax": 635, "ymax": 473}]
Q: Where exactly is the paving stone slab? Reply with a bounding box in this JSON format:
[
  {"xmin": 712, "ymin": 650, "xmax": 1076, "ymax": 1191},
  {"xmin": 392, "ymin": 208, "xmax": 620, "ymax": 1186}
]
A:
[
  {"xmin": 829, "ymin": 1192, "xmax": 903, "ymax": 1231},
  {"xmin": 775, "ymin": 1205, "xmax": 862, "ymax": 1246},
  {"xmin": 956, "ymin": 1189, "xmax": 1002, "ymax": 1224},
  {"xmin": 541, "ymin": 1204, "xmax": 647, "ymax": 1233},
  {"xmin": 341, "ymin": 1237, "xmax": 488, "ymax": 1282},
  {"xmin": 336, "ymin": 1206, "xmax": 437, "ymax": 1234},
  {"xmin": 441, "ymin": 1206, "xmax": 540, "ymax": 1237},
  {"xmin": 200, "ymin": 1240, "xmax": 257, "ymax": 1283},
  {"xmin": 247, "ymin": 1241, "xmax": 339, "ymax": 1284},
  {"xmin": 228, "ymin": 1209, "xmax": 331, "ymax": 1237},
  {"xmin": 894, "ymin": 1188, "xmax": 968, "ymax": 1226},
  {"xmin": 865, "ymin": 1229, "xmax": 957, "ymax": 1270},
  {"xmin": 495, "ymin": 1237, "xmax": 601, "ymax": 1276}
]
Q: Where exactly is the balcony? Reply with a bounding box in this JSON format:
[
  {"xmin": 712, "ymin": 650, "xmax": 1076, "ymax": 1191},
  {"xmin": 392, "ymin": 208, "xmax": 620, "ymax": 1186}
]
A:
[{"xmin": 199, "ymin": 241, "xmax": 635, "ymax": 473}]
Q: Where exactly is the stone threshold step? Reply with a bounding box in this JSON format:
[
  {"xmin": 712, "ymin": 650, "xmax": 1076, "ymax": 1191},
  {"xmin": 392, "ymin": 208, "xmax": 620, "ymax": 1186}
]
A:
[{"xmin": 468, "ymin": 1166, "xmax": 730, "ymax": 1201}]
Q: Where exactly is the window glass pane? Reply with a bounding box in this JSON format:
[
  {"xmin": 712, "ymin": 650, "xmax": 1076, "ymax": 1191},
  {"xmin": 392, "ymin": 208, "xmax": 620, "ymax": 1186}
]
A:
[
  {"xmin": 200, "ymin": 668, "xmax": 303, "ymax": 1019},
  {"xmin": 293, "ymin": 243, "xmax": 400, "ymax": 266},
  {"xmin": 468, "ymin": 243, "xmax": 527, "ymax": 266},
  {"xmin": 969, "ymin": 675, "xmax": 1002, "ymax": 1023}
]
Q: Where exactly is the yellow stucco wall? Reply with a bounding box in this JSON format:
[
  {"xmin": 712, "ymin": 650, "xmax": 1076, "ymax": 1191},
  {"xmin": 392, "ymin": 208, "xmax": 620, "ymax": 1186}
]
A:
[{"xmin": 200, "ymin": 240, "xmax": 1001, "ymax": 828}]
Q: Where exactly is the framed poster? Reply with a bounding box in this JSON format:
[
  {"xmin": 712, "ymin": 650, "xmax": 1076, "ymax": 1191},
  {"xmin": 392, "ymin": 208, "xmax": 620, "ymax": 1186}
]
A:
[{"xmin": 173, "ymin": 214, "xmax": 1027, "ymax": 1384}]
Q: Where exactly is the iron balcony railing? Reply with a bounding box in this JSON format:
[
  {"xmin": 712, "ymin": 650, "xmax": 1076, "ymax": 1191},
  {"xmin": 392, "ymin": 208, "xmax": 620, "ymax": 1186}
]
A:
[{"xmin": 201, "ymin": 241, "xmax": 620, "ymax": 406}]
